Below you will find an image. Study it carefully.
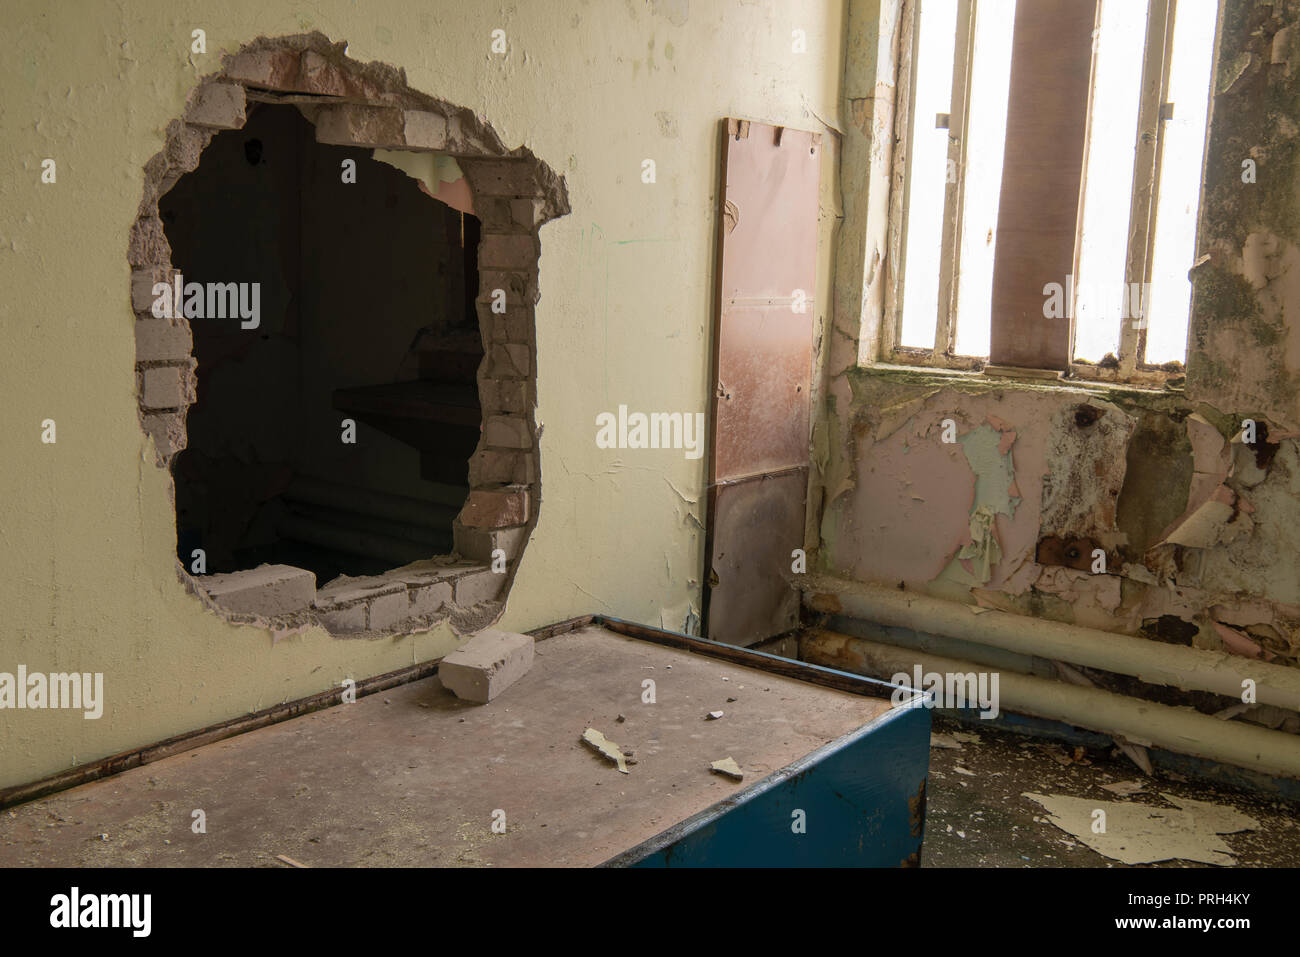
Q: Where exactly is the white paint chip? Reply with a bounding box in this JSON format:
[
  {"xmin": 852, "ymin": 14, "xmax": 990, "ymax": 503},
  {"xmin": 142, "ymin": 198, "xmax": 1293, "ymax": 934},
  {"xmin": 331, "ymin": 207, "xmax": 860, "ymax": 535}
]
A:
[
  {"xmin": 1024, "ymin": 792, "xmax": 1258, "ymax": 866},
  {"xmin": 581, "ymin": 728, "xmax": 629, "ymax": 774},
  {"xmin": 710, "ymin": 757, "xmax": 744, "ymax": 781}
]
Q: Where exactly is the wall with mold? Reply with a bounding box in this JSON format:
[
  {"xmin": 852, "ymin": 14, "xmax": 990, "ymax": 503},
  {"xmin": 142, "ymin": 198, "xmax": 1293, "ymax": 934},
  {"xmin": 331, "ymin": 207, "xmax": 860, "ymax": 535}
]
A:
[
  {"xmin": 0, "ymin": 0, "xmax": 844, "ymax": 790},
  {"xmin": 817, "ymin": 0, "xmax": 1300, "ymax": 732}
]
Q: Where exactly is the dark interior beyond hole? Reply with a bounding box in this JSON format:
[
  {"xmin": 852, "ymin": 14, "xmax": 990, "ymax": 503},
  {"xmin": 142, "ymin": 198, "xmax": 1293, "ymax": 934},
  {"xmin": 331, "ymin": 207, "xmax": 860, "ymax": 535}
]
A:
[{"xmin": 162, "ymin": 104, "xmax": 483, "ymax": 583}]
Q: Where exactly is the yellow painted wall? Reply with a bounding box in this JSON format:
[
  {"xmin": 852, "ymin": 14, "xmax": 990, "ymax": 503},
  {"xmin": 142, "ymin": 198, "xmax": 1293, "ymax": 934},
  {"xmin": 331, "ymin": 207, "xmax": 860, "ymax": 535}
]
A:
[{"xmin": 0, "ymin": 0, "xmax": 844, "ymax": 790}]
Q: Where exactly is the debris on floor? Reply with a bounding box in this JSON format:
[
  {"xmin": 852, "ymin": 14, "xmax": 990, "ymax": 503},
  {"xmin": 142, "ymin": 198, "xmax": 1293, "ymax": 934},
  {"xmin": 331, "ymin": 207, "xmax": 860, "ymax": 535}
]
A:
[
  {"xmin": 1023, "ymin": 791, "xmax": 1259, "ymax": 866},
  {"xmin": 922, "ymin": 715, "xmax": 1297, "ymax": 867},
  {"xmin": 438, "ymin": 629, "xmax": 535, "ymax": 703},
  {"xmin": 710, "ymin": 757, "xmax": 744, "ymax": 781},
  {"xmin": 581, "ymin": 727, "xmax": 629, "ymax": 774},
  {"xmin": 1100, "ymin": 779, "xmax": 1148, "ymax": 797}
]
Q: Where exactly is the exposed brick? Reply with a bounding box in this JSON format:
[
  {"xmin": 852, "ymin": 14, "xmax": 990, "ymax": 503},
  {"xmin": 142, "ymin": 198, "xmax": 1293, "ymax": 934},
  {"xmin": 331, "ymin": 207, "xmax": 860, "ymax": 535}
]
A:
[
  {"xmin": 403, "ymin": 110, "xmax": 449, "ymax": 150},
  {"xmin": 200, "ymin": 564, "xmax": 316, "ymax": 616},
  {"xmin": 315, "ymin": 105, "xmax": 406, "ymax": 148},
  {"xmin": 466, "ymin": 159, "xmax": 543, "ymax": 197},
  {"xmin": 453, "ymin": 520, "xmax": 527, "ymax": 562},
  {"xmin": 131, "ymin": 266, "xmax": 173, "ymax": 315},
  {"xmin": 164, "ymin": 120, "xmax": 212, "ymax": 175},
  {"xmin": 454, "ymin": 568, "xmax": 506, "ymax": 605},
  {"xmin": 366, "ymin": 589, "xmax": 411, "ymax": 632},
  {"xmin": 478, "ymin": 233, "xmax": 537, "ymax": 270},
  {"xmin": 459, "ymin": 487, "xmax": 529, "ymax": 529},
  {"xmin": 483, "ymin": 415, "xmax": 531, "ymax": 449},
  {"xmin": 438, "ymin": 629, "xmax": 535, "ymax": 703},
  {"xmin": 224, "ymin": 48, "xmax": 303, "ymax": 91},
  {"xmin": 141, "ymin": 412, "xmax": 187, "ymax": 460},
  {"xmin": 316, "ymin": 574, "xmax": 406, "ymax": 607},
  {"xmin": 128, "ymin": 216, "xmax": 170, "ymax": 267},
  {"xmin": 408, "ymin": 579, "xmax": 454, "ymax": 617},
  {"xmin": 485, "ymin": 344, "xmax": 530, "ymax": 379},
  {"xmin": 474, "ymin": 196, "xmax": 515, "ymax": 228},
  {"xmin": 315, "ymin": 574, "xmax": 405, "ymax": 634},
  {"xmin": 185, "ymin": 82, "xmax": 247, "ymax": 130},
  {"xmin": 135, "ymin": 319, "xmax": 193, "ymax": 363},
  {"xmin": 296, "ymin": 50, "xmax": 387, "ymax": 99},
  {"xmin": 469, "ymin": 449, "xmax": 523, "ymax": 485},
  {"xmin": 479, "ymin": 269, "xmax": 539, "ymax": 306},
  {"xmin": 317, "ymin": 603, "xmax": 367, "ymax": 634},
  {"xmin": 141, "ymin": 365, "xmax": 184, "ymax": 409},
  {"xmin": 479, "ymin": 378, "xmax": 530, "ymax": 415},
  {"xmin": 511, "ymin": 197, "xmax": 546, "ymax": 229}
]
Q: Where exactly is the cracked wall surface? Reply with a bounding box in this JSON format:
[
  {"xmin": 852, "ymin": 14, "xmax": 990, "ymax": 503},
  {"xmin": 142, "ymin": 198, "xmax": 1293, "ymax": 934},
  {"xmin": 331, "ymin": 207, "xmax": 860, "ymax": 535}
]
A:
[{"xmin": 816, "ymin": 0, "xmax": 1300, "ymax": 739}]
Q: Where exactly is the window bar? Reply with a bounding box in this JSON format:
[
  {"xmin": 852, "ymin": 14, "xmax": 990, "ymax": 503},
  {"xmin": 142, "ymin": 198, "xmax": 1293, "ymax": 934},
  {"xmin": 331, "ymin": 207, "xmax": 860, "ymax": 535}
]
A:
[
  {"xmin": 889, "ymin": 0, "xmax": 925, "ymax": 359},
  {"xmin": 934, "ymin": 0, "xmax": 976, "ymax": 359},
  {"xmin": 1120, "ymin": 0, "xmax": 1175, "ymax": 377}
]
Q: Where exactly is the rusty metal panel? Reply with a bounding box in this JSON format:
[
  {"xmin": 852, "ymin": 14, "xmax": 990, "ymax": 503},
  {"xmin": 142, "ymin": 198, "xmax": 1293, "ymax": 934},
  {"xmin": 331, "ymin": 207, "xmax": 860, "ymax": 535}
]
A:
[
  {"xmin": 705, "ymin": 119, "xmax": 821, "ymax": 646},
  {"xmin": 706, "ymin": 470, "xmax": 806, "ymax": 647},
  {"xmin": 714, "ymin": 303, "xmax": 813, "ymax": 481},
  {"xmin": 711, "ymin": 119, "xmax": 820, "ymax": 484}
]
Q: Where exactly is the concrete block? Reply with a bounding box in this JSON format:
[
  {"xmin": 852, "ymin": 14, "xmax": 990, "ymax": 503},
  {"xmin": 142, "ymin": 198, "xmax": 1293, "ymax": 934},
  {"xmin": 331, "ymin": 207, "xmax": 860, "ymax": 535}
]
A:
[
  {"xmin": 483, "ymin": 415, "xmax": 531, "ymax": 449},
  {"xmin": 454, "ymin": 567, "xmax": 507, "ymax": 606},
  {"xmin": 459, "ymin": 487, "xmax": 529, "ymax": 529},
  {"xmin": 201, "ymin": 564, "xmax": 316, "ymax": 616},
  {"xmin": 141, "ymin": 365, "xmax": 184, "ymax": 409},
  {"xmin": 439, "ymin": 629, "xmax": 535, "ymax": 703},
  {"xmin": 135, "ymin": 320, "xmax": 193, "ymax": 363},
  {"xmin": 185, "ymin": 83, "xmax": 247, "ymax": 130}
]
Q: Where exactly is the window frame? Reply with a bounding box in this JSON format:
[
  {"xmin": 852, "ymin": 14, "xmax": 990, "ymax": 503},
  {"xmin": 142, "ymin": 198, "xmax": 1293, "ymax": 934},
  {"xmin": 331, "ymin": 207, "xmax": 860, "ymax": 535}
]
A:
[{"xmin": 883, "ymin": 0, "xmax": 1221, "ymax": 385}]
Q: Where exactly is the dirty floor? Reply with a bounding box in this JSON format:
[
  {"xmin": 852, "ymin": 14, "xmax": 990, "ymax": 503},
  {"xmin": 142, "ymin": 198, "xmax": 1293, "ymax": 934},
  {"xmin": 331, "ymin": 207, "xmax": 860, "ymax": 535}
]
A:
[{"xmin": 922, "ymin": 714, "xmax": 1300, "ymax": 867}]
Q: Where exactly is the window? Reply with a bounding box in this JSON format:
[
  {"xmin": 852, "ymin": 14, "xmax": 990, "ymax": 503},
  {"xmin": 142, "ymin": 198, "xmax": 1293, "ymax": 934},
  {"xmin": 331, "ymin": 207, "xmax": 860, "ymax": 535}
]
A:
[{"xmin": 889, "ymin": 0, "xmax": 1220, "ymax": 382}]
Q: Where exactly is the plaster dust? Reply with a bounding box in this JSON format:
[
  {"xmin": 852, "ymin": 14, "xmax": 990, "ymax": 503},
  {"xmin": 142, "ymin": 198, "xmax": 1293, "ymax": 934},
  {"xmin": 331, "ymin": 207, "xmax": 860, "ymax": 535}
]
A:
[{"xmin": 0, "ymin": 1, "xmax": 844, "ymax": 791}]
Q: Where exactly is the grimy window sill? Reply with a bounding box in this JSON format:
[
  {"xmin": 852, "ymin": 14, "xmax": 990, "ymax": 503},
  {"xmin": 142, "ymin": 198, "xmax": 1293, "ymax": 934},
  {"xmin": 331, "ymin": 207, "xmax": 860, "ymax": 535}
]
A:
[{"xmin": 851, "ymin": 361, "xmax": 1188, "ymax": 403}]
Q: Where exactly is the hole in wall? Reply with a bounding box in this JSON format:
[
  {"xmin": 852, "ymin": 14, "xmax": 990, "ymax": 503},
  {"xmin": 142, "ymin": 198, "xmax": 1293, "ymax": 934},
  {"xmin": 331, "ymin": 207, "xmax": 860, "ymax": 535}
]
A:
[
  {"xmin": 129, "ymin": 33, "xmax": 569, "ymax": 637},
  {"xmin": 161, "ymin": 104, "xmax": 482, "ymax": 585}
]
